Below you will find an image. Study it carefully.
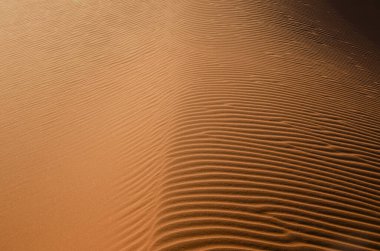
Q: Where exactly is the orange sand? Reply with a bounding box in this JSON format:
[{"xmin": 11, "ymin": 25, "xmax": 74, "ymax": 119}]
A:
[{"xmin": 0, "ymin": 0, "xmax": 379, "ymax": 250}]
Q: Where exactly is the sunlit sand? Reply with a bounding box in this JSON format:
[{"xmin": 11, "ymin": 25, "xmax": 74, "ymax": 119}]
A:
[{"xmin": 0, "ymin": 1, "xmax": 379, "ymax": 250}]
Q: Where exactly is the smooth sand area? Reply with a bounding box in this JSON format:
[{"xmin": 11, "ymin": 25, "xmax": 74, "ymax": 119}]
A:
[{"xmin": 0, "ymin": 0, "xmax": 379, "ymax": 250}]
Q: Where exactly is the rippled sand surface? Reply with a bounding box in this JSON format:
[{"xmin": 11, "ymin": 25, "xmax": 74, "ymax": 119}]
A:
[{"xmin": 1, "ymin": 1, "xmax": 379, "ymax": 250}]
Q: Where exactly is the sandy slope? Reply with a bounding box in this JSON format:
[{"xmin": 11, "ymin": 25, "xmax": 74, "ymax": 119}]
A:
[{"xmin": 0, "ymin": 0, "xmax": 379, "ymax": 250}]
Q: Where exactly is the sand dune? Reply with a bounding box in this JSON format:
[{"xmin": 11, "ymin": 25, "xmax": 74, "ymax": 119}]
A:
[{"xmin": 0, "ymin": 0, "xmax": 379, "ymax": 250}]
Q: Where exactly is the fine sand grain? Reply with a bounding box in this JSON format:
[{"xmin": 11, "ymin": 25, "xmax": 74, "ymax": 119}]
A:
[{"xmin": 0, "ymin": 0, "xmax": 379, "ymax": 250}]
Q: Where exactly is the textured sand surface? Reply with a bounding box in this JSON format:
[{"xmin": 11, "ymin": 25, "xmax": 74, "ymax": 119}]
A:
[{"xmin": 0, "ymin": 0, "xmax": 379, "ymax": 250}]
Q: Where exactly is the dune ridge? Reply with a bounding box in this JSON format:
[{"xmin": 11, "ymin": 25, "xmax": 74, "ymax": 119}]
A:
[{"xmin": 148, "ymin": 1, "xmax": 380, "ymax": 250}]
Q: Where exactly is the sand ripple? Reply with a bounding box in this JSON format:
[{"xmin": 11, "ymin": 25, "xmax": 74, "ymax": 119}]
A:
[{"xmin": 0, "ymin": 0, "xmax": 379, "ymax": 250}]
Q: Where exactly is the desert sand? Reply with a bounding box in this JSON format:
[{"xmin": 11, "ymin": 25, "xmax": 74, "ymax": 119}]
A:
[{"xmin": 0, "ymin": 0, "xmax": 379, "ymax": 250}]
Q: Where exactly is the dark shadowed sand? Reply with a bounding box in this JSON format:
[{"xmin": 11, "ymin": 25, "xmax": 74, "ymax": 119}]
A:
[{"xmin": 0, "ymin": 0, "xmax": 379, "ymax": 250}]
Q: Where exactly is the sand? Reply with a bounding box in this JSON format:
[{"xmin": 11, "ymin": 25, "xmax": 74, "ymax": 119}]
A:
[{"xmin": 0, "ymin": 0, "xmax": 379, "ymax": 250}]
